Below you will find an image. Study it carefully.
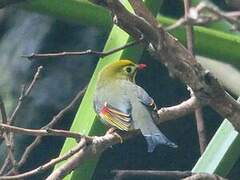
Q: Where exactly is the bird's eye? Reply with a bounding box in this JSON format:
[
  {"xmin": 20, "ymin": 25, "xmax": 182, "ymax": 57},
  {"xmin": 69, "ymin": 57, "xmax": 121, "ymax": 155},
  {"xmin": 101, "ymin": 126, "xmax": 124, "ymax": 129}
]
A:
[{"xmin": 125, "ymin": 67, "xmax": 132, "ymax": 73}]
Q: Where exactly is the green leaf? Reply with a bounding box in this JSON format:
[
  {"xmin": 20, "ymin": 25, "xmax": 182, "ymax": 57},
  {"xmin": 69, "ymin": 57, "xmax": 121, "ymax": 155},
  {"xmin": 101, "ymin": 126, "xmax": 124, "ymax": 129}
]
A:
[
  {"xmin": 192, "ymin": 118, "xmax": 240, "ymax": 176},
  {"xmin": 23, "ymin": 0, "xmax": 112, "ymax": 29}
]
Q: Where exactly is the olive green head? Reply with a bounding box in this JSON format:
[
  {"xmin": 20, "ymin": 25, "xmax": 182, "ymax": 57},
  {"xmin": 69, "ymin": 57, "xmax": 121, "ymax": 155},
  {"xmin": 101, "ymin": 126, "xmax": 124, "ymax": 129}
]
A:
[{"xmin": 98, "ymin": 60, "xmax": 146, "ymax": 83}]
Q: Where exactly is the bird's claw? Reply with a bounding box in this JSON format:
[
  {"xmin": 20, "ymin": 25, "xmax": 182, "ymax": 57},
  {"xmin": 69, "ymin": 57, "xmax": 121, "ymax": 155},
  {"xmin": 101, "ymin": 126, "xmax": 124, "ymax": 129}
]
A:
[
  {"xmin": 106, "ymin": 127, "xmax": 123, "ymax": 144},
  {"xmin": 106, "ymin": 127, "xmax": 117, "ymax": 134}
]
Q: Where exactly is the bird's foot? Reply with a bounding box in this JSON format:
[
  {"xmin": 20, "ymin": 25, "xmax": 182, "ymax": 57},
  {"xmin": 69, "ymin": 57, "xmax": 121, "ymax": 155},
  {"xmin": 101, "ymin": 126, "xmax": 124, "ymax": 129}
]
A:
[
  {"xmin": 106, "ymin": 127, "xmax": 123, "ymax": 144},
  {"xmin": 106, "ymin": 127, "xmax": 117, "ymax": 134},
  {"xmin": 92, "ymin": 136, "xmax": 106, "ymax": 154}
]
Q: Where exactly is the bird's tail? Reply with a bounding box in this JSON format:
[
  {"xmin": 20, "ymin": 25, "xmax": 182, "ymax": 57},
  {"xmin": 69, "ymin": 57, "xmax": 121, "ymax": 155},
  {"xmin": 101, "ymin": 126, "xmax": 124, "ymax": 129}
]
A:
[
  {"xmin": 132, "ymin": 102, "xmax": 177, "ymax": 152},
  {"xmin": 143, "ymin": 131, "xmax": 178, "ymax": 153}
]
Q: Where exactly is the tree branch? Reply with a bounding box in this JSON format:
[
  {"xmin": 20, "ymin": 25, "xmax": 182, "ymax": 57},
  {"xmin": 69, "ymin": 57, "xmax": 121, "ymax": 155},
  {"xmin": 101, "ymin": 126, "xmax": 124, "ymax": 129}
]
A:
[
  {"xmin": 0, "ymin": 123, "xmax": 89, "ymax": 142},
  {"xmin": 157, "ymin": 96, "xmax": 199, "ymax": 122},
  {"xmin": 184, "ymin": 0, "xmax": 207, "ymax": 154},
  {"xmin": 22, "ymin": 38, "xmax": 143, "ymax": 60}
]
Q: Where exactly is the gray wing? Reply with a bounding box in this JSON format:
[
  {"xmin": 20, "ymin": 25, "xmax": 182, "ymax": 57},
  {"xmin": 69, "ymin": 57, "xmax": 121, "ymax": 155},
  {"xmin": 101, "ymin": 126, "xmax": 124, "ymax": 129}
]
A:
[
  {"xmin": 129, "ymin": 83, "xmax": 177, "ymax": 152},
  {"xmin": 93, "ymin": 85, "xmax": 133, "ymax": 131},
  {"xmin": 135, "ymin": 85, "xmax": 157, "ymax": 111}
]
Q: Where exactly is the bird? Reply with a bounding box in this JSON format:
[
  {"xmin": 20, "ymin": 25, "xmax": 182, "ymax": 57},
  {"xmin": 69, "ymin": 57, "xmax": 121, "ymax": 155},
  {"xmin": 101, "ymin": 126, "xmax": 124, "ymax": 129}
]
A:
[{"xmin": 93, "ymin": 60, "xmax": 177, "ymax": 152}]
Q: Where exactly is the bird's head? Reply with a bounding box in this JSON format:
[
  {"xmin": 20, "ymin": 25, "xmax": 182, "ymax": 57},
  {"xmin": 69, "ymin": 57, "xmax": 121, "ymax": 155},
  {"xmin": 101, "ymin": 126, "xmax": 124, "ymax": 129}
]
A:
[{"xmin": 98, "ymin": 60, "xmax": 146, "ymax": 83}]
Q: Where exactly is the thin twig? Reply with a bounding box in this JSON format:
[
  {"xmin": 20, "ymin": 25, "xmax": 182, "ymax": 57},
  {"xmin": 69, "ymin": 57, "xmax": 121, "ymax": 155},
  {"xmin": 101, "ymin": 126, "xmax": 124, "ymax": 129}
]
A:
[
  {"xmin": 194, "ymin": 107, "xmax": 207, "ymax": 153},
  {"xmin": 184, "ymin": 0, "xmax": 194, "ymax": 55},
  {"xmin": 8, "ymin": 66, "xmax": 43, "ymax": 125},
  {"xmin": 0, "ymin": 132, "xmax": 17, "ymax": 176},
  {"xmin": 22, "ymin": 38, "xmax": 143, "ymax": 60},
  {"xmin": 157, "ymin": 96, "xmax": 199, "ymax": 121},
  {"xmin": 0, "ymin": 138, "xmax": 87, "ymax": 180},
  {"xmin": 1, "ymin": 66, "xmax": 43, "ymax": 175},
  {"xmin": 197, "ymin": 1, "xmax": 240, "ymax": 31},
  {"xmin": 2, "ymin": 134, "xmax": 17, "ymax": 173},
  {"xmin": 225, "ymin": 11, "xmax": 240, "ymax": 18},
  {"xmin": 184, "ymin": 0, "xmax": 207, "ymax": 154},
  {"xmin": 0, "ymin": 97, "xmax": 17, "ymax": 174},
  {"xmin": 0, "ymin": 123, "xmax": 90, "ymax": 142},
  {"xmin": 0, "ymin": 96, "xmax": 9, "ymax": 175},
  {"xmin": 166, "ymin": 1, "xmax": 240, "ymax": 31},
  {"xmin": 43, "ymin": 85, "xmax": 87, "ymax": 128},
  {"xmin": 0, "ymin": 159, "xmax": 10, "ymax": 176},
  {"xmin": 0, "ymin": 97, "xmax": 8, "ymax": 124}
]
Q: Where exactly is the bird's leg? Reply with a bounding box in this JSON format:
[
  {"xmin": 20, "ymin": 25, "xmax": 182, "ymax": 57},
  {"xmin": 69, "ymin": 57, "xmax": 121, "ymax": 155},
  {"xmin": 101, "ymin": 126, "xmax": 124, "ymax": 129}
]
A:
[
  {"xmin": 106, "ymin": 127, "xmax": 123, "ymax": 144},
  {"xmin": 92, "ymin": 135, "xmax": 107, "ymax": 154},
  {"xmin": 106, "ymin": 127, "xmax": 117, "ymax": 134}
]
